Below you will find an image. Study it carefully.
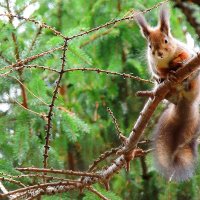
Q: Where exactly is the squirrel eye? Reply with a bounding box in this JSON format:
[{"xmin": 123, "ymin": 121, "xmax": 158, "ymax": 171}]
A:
[
  {"xmin": 165, "ymin": 39, "xmax": 168, "ymax": 44},
  {"xmin": 149, "ymin": 45, "xmax": 151, "ymax": 49}
]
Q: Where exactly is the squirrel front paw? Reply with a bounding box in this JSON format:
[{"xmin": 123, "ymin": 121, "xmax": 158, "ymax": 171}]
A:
[
  {"xmin": 167, "ymin": 70, "xmax": 178, "ymax": 83},
  {"xmin": 153, "ymin": 76, "xmax": 165, "ymax": 84}
]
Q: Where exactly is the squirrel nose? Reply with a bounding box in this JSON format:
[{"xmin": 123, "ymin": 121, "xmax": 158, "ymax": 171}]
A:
[{"xmin": 158, "ymin": 51, "xmax": 163, "ymax": 57}]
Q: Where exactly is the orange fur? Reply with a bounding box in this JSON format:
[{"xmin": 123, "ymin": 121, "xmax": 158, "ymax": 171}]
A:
[{"xmin": 155, "ymin": 52, "xmax": 190, "ymax": 78}]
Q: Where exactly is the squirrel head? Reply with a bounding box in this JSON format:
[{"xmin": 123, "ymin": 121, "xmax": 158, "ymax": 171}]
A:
[{"xmin": 135, "ymin": 4, "xmax": 177, "ymax": 60}]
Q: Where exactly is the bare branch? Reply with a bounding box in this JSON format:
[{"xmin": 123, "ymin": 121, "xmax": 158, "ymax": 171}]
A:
[
  {"xmin": 0, "ymin": 45, "xmax": 64, "ymax": 71},
  {"xmin": 5, "ymin": 94, "xmax": 45, "ymax": 117},
  {"xmin": 63, "ymin": 68, "xmax": 152, "ymax": 83},
  {"xmin": 87, "ymin": 147, "xmax": 121, "ymax": 172},
  {"xmin": 136, "ymin": 91, "xmax": 154, "ymax": 98},
  {"xmin": 107, "ymin": 107, "xmax": 127, "ymax": 143},
  {"xmin": 16, "ymin": 167, "xmax": 101, "ymax": 178},
  {"xmin": 13, "ymin": 66, "xmax": 151, "ymax": 83},
  {"xmin": 27, "ymin": 26, "xmax": 43, "ymax": 55},
  {"xmin": 0, "ymin": 177, "xmax": 26, "ymax": 187},
  {"xmin": 0, "ymin": 181, "xmax": 81, "ymax": 199},
  {"xmin": 43, "ymin": 39, "xmax": 68, "ymax": 169}
]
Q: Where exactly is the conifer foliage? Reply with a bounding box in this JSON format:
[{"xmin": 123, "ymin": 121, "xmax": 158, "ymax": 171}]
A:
[{"xmin": 0, "ymin": 0, "xmax": 200, "ymax": 199}]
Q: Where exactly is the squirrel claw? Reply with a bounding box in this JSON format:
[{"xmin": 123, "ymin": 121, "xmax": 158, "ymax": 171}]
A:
[
  {"xmin": 154, "ymin": 77, "xmax": 164, "ymax": 84},
  {"xmin": 169, "ymin": 61, "xmax": 183, "ymax": 69},
  {"xmin": 167, "ymin": 70, "xmax": 178, "ymax": 82}
]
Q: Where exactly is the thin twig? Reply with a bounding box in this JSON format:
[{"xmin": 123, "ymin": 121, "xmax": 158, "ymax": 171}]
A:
[
  {"xmin": 16, "ymin": 167, "xmax": 100, "ymax": 178},
  {"xmin": 8, "ymin": 75, "xmax": 49, "ymax": 106},
  {"xmin": 27, "ymin": 26, "xmax": 43, "ymax": 55},
  {"xmin": 88, "ymin": 147, "xmax": 121, "ymax": 172},
  {"xmin": 9, "ymin": 174, "xmax": 82, "ymax": 183},
  {"xmin": 0, "ymin": 181, "xmax": 80, "ymax": 199},
  {"xmin": 0, "ymin": 177, "xmax": 26, "ymax": 187},
  {"xmin": 13, "ymin": 65, "xmax": 152, "ymax": 83},
  {"xmin": 0, "ymin": 69, "xmax": 13, "ymax": 77},
  {"xmin": 107, "ymin": 107, "xmax": 127, "ymax": 143},
  {"xmin": 57, "ymin": 0, "xmax": 63, "ymax": 31},
  {"xmin": 63, "ymin": 68, "xmax": 152, "ymax": 83},
  {"xmin": 43, "ymin": 39, "xmax": 68, "ymax": 169},
  {"xmin": 87, "ymin": 186, "xmax": 110, "ymax": 200},
  {"xmin": 6, "ymin": 0, "xmax": 29, "ymax": 109},
  {"xmin": 16, "ymin": 64, "xmax": 60, "ymax": 73},
  {"xmin": 5, "ymin": 94, "xmax": 45, "ymax": 117},
  {"xmin": 0, "ymin": 45, "xmax": 64, "ymax": 71}
]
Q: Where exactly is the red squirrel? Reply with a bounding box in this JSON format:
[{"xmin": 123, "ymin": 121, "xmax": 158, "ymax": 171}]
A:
[{"xmin": 135, "ymin": 5, "xmax": 200, "ymax": 181}]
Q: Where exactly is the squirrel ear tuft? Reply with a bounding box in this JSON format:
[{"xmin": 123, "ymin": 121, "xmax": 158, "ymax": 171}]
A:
[
  {"xmin": 135, "ymin": 13, "xmax": 150, "ymax": 39},
  {"xmin": 159, "ymin": 4, "xmax": 170, "ymax": 35}
]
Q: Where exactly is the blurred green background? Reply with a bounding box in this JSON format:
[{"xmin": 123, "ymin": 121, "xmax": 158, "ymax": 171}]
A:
[{"xmin": 0, "ymin": 0, "xmax": 200, "ymax": 199}]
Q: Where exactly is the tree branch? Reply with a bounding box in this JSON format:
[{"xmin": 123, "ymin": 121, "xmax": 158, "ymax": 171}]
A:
[{"xmin": 43, "ymin": 39, "xmax": 68, "ymax": 169}]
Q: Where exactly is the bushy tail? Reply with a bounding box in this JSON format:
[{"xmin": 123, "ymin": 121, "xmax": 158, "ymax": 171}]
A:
[
  {"xmin": 154, "ymin": 136, "xmax": 197, "ymax": 181},
  {"xmin": 153, "ymin": 102, "xmax": 199, "ymax": 181}
]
